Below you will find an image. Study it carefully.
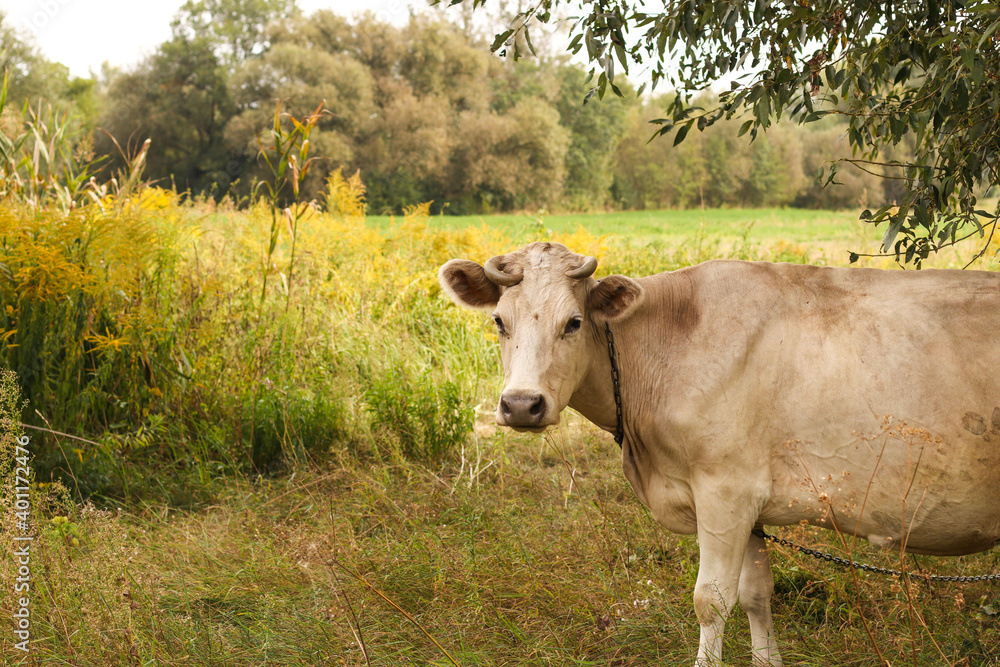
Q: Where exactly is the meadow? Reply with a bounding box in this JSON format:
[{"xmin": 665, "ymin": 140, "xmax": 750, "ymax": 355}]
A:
[
  {"xmin": 367, "ymin": 208, "xmax": 865, "ymax": 246},
  {"xmin": 1, "ymin": 173, "xmax": 999, "ymax": 666}
]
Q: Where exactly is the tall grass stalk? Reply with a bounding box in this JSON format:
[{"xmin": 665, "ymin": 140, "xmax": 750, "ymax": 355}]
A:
[{"xmin": 254, "ymin": 99, "xmax": 325, "ymax": 310}]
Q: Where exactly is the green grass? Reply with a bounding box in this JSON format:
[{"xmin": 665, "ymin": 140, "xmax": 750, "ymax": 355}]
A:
[
  {"xmin": 370, "ymin": 207, "xmax": 869, "ymax": 244},
  {"xmin": 369, "ymin": 202, "xmax": 1000, "ymax": 270},
  {"xmin": 3, "ymin": 422, "xmax": 998, "ymax": 665}
]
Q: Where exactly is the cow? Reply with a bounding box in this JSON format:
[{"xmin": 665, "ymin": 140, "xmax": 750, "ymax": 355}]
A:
[{"xmin": 438, "ymin": 241, "xmax": 1000, "ymax": 666}]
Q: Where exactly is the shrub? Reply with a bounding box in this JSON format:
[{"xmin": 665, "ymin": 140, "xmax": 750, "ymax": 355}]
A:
[
  {"xmin": 362, "ymin": 365, "xmax": 474, "ymax": 463},
  {"xmin": 0, "ymin": 200, "xmax": 189, "ymax": 489},
  {"xmin": 239, "ymin": 381, "xmax": 351, "ymax": 472}
]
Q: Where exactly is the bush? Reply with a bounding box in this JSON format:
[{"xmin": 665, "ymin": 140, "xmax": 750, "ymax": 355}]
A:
[
  {"xmin": 239, "ymin": 382, "xmax": 350, "ymax": 472},
  {"xmin": 0, "ymin": 149, "xmax": 508, "ymax": 498},
  {"xmin": 0, "ymin": 199, "xmax": 188, "ymax": 489},
  {"xmin": 362, "ymin": 366, "xmax": 474, "ymax": 463}
]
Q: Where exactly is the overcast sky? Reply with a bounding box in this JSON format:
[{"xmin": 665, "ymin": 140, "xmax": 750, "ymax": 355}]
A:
[{"xmin": 0, "ymin": 0, "xmax": 426, "ymax": 78}]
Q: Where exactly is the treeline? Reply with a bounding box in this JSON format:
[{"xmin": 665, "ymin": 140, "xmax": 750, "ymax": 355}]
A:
[{"xmin": 1, "ymin": 1, "xmax": 905, "ymax": 214}]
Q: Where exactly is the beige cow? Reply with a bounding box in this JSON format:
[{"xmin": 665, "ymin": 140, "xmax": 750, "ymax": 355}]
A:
[{"xmin": 439, "ymin": 241, "xmax": 1000, "ymax": 666}]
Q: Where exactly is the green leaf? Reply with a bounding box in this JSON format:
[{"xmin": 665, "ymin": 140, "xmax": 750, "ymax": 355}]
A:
[
  {"xmin": 882, "ymin": 218, "xmax": 904, "ymax": 252},
  {"xmin": 961, "ymin": 48, "xmax": 975, "ymax": 71},
  {"xmin": 825, "ymin": 65, "xmax": 838, "ymax": 88},
  {"xmin": 758, "ymin": 93, "xmax": 771, "ymax": 128},
  {"xmin": 490, "ymin": 30, "xmax": 513, "ymax": 51},
  {"xmin": 978, "ymin": 20, "xmax": 1000, "ymax": 49},
  {"xmin": 673, "ymin": 122, "xmax": 691, "ymax": 146},
  {"xmin": 614, "ymin": 42, "xmax": 629, "ymax": 75}
]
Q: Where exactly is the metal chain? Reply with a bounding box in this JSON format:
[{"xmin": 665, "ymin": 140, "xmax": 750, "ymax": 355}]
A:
[
  {"xmin": 604, "ymin": 322, "xmax": 624, "ymax": 448},
  {"xmin": 752, "ymin": 528, "xmax": 1000, "ymax": 583}
]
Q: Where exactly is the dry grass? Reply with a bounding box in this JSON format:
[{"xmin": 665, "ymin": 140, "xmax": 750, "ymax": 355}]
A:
[{"xmin": 1, "ymin": 416, "xmax": 997, "ymax": 665}]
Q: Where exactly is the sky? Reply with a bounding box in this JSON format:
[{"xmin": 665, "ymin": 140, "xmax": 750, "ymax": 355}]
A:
[{"xmin": 0, "ymin": 0, "xmax": 426, "ymax": 78}]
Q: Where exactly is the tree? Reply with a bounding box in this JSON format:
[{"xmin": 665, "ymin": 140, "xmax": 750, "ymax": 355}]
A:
[
  {"xmin": 445, "ymin": 100, "xmax": 569, "ymax": 212},
  {"xmin": 793, "ymin": 124, "xmax": 887, "ymax": 210},
  {"xmin": 97, "ymin": 35, "xmax": 232, "ymax": 194},
  {"xmin": 613, "ymin": 99, "xmax": 708, "ymax": 209},
  {"xmin": 452, "ymin": 0, "xmax": 1000, "ymax": 265},
  {"xmin": 171, "ymin": 0, "xmax": 299, "ymax": 72},
  {"xmin": 0, "ymin": 11, "xmax": 90, "ymax": 116},
  {"xmin": 556, "ymin": 64, "xmax": 633, "ymax": 209},
  {"xmin": 225, "ymin": 39, "xmax": 374, "ymax": 200},
  {"xmin": 98, "ymin": 0, "xmax": 300, "ymax": 197}
]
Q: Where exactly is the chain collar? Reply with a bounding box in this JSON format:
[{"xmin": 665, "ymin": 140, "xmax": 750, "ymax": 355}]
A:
[{"xmin": 603, "ymin": 322, "xmax": 624, "ymax": 448}]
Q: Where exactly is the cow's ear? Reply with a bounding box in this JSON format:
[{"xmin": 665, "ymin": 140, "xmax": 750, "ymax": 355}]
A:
[
  {"xmin": 588, "ymin": 275, "xmax": 644, "ymax": 322},
  {"xmin": 438, "ymin": 259, "xmax": 501, "ymax": 310}
]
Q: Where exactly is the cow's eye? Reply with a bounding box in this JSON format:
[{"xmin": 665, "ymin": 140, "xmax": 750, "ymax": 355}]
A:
[
  {"xmin": 493, "ymin": 315, "xmax": 506, "ymax": 335},
  {"xmin": 564, "ymin": 316, "xmax": 583, "ymax": 335}
]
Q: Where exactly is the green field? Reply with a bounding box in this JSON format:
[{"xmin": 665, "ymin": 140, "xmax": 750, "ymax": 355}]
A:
[
  {"xmin": 369, "ymin": 205, "xmax": 1000, "ymax": 271},
  {"xmin": 369, "ymin": 206, "xmax": 869, "ymax": 244},
  {"xmin": 2, "ymin": 196, "xmax": 999, "ymax": 666}
]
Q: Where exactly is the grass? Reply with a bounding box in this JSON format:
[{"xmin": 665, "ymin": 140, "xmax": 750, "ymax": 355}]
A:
[
  {"xmin": 369, "ymin": 204, "xmax": 1000, "ymax": 270},
  {"xmin": 1, "ymin": 420, "xmax": 998, "ymax": 665},
  {"xmin": 369, "ymin": 207, "xmax": 867, "ymax": 244},
  {"xmin": 2, "ymin": 192, "xmax": 1000, "ymax": 665}
]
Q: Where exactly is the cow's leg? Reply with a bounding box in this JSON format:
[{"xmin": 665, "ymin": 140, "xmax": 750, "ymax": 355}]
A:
[
  {"xmin": 739, "ymin": 530, "xmax": 781, "ymax": 666},
  {"xmin": 691, "ymin": 495, "xmax": 760, "ymax": 666}
]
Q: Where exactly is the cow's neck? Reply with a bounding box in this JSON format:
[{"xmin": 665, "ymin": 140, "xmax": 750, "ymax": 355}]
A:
[
  {"xmin": 568, "ymin": 271, "xmax": 694, "ymax": 447},
  {"xmin": 567, "ymin": 320, "xmax": 620, "ymax": 437}
]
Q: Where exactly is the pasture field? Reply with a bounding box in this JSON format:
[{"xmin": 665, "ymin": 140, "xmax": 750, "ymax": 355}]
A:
[
  {"xmin": 369, "ymin": 204, "xmax": 1000, "ymax": 271},
  {"xmin": 367, "ymin": 207, "xmax": 866, "ymax": 246},
  {"xmin": 1, "ymin": 185, "xmax": 999, "ymax": 666}
]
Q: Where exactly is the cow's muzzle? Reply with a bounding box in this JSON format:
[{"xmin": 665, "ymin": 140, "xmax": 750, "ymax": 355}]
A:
[{"xmin": 497, "ymin": 390, "xmax": 551, "ymax": 431}]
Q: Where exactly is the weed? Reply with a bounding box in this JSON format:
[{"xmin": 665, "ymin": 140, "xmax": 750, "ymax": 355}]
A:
[
  {"xmin": 0, "ymin": 73, "xmax": 105, "ymax": 212},
  {"xmin": 254, "ymin": 99, "xmax": 326, "ymax": 310},
  {"xmin": 362, "ymin": 365, "xmax": 474, "ymax": 463}
]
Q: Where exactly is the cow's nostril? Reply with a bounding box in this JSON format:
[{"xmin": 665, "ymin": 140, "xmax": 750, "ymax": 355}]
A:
[
  {"xmin": 529, "ymin": 396, "xmax": 545, "ymax": 417},
  {"xmin": 500, "ymin": 398, "xmax": 512, "ymax": 417}
]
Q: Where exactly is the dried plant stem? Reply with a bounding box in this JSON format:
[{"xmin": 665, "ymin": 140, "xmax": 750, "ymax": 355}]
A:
[
  {"xmin": 330, "ymin": 562, "xmax": 372, "ymax": 667},
  {"xmin": 331, "ymin": 558, "xmax": 462, "ymax": 667}
]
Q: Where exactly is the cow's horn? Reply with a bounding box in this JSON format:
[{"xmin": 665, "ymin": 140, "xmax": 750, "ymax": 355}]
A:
[
  {"xmin": 566, "ymin": 256, "xmax": 597, "ymax": 280},
  {"xmin": 484, "ymin": 255, "xmax": 523, "ymax": 286}
]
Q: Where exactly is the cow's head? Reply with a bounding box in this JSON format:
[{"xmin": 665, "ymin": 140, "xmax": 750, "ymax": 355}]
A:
[{"xmin": 439, "ymin": 242, "xmax": 644, "ymax": 431}]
